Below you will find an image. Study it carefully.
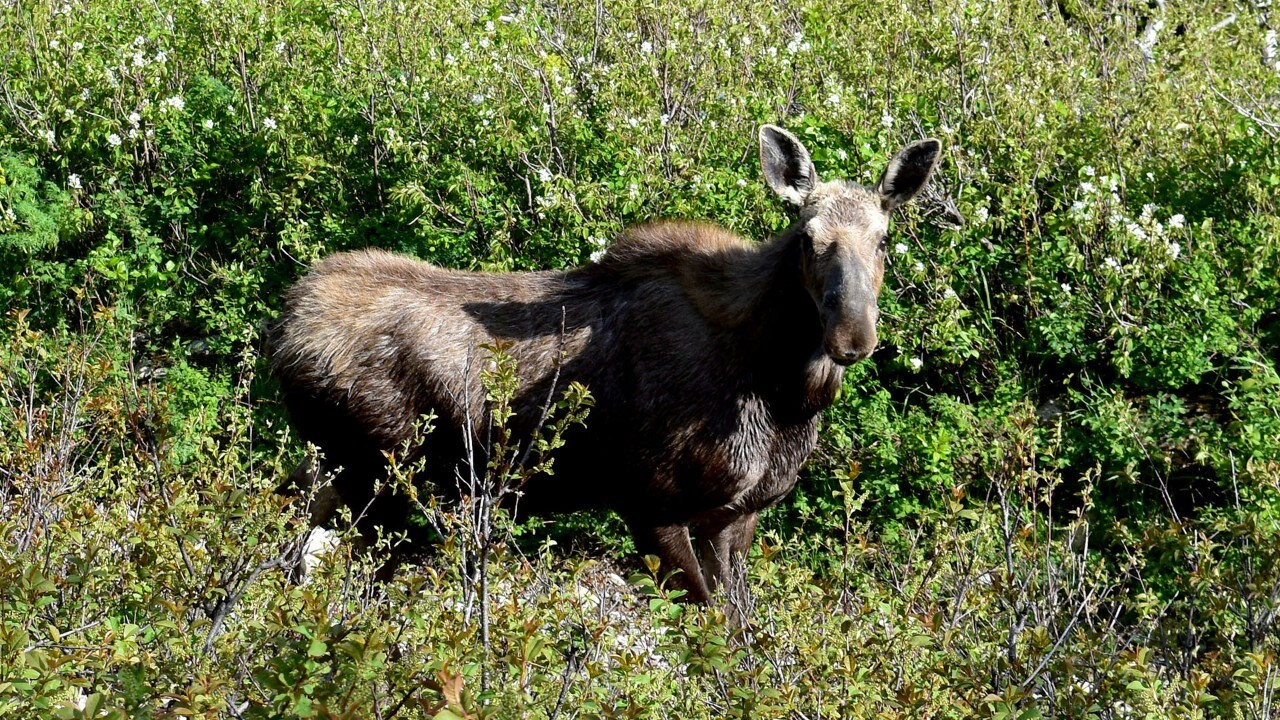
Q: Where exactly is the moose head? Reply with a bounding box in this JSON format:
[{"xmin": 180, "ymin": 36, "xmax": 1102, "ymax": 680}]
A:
[{"xmin": 759, "ymin": 125, "xmax": 941, "ymax": 365}]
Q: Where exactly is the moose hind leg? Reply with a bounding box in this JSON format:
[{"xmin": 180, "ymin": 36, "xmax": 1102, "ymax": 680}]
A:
[{"xmin": 630, "ymin": 522, "xmax": 712, "ymax": 603}]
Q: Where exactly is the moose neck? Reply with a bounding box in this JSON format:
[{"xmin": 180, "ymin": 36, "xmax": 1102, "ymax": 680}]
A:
[{"xmin": 697, "ymin": 221, "xmax": 845, "ymax": 416}]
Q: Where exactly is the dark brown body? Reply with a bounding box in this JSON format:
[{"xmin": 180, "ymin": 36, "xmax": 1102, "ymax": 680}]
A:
[{"xmin": 269, "ymin": 126, "xmax": 941, "ymax": 604}]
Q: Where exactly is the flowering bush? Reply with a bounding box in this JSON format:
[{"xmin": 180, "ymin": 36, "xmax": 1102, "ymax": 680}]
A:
[{"xmin": 2, "ymin": 0, "xmax": 1279, "ymax": 717}]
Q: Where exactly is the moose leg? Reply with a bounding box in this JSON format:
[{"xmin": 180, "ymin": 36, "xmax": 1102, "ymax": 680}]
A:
[
  {"xmin": 630, "ymin": 522, "xmax": 712, "ymax": 603},
  {"xmin": 695, "ymin": 512, "xmax": 759, "ymax": 622}
]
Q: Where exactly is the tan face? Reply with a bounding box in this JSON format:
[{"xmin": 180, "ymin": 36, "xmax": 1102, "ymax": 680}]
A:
[
  {"xmin": 757, "ymin": 124, "xmax": 940, "ymax": 366},
  {"xmin": 799, "ymin": 182, "xmax": 892, "ymax": 364}
]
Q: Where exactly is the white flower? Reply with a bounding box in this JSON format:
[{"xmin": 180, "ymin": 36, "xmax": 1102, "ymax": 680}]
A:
[
  {"xmin": 913, "ymin": 261, "xmax": 924, "ymax": 273},
  {"xmin": 1061, "ymin": 282, "xmax": 1071, "ymax": 294},
  {"xmin": 133, "ymin": 35, "xmax": 146, "ymax": 47},
  {"xmin": 1103, "ymin": 256, "xmax": 1121, "ymax": 271},
  {"xmin": 1079, "ymin": 181, "xmax": 1095, "ymax": 194},
  {"xmin": 973, "ymin": 206, "xmax": 989, "ymax": 224},
  {"xmin": 131, "ymin": 51, "xmax": 147, "ymax": 67},
  {"xmin": 154, "ymin": 50, "xmax": 167, "ymax": 63},
  {"xmin": 826, "ymin": 93, "xmax": 841, "ymax": 107},
  {"xmin": 64, "ymin": 108, "xmax": 75, "ymax": 119},
  {"xmin": 470, "ymin": 93, "xmax": 484, "ymax": 104},
  {"xmin": 1082, "ymin": 165, "xmax": 1096, "ymax": 177},
  {"xmin": 943, "ymin": 287, "xmax": 958, "ymax": 300},
  {"xmin": 909, "ymin": 357, "xmax": 923, "ymax": 371},
  {"xmin": 537, "ymin": 167, "xmax": 553, "ymax": 183},
  {"xmin": 1166, "ymin": 242, "xmax": 1181, "ymax": 259},
  {"xmin": 72, "ymin": 41, "xmax": 83, "ymax": 52},
  {"xmin": 640, "ymin": 41, "xmax": 652, "ymax": 54},
  {"xmin": 894, "ymin": 242, "xmax": 909, "ymax": 255},
  {"xmin": 49, "ymin": 39, "xmax": 60, "ymax": 50},
  {"xmin": 68, "ymin": 173, "xmax": 82, "ymax": 189},
  {"xmin": 40, "ymin": 128, "xmax": 56, "ymax": 144},
  {"xmin": 165, "ymin": 95, "xmax": 184, "ymax": 111},
  {"xmin": 736, "ymin": 178, "xmax": 747, "ymax": 187},
  {"xmin": 128, "ymin": 112, "xmax": 141, "ymax": 126},
  {"xmin": 659, "ymin": 113, "xmax": 669, "ymax": 126},
  {"xmin": 262, "ymin": 117, "xmax": 277, "ymax": 130},
  {"xmin": 1126, "ymin": 223, "xmax": 1148, "ymax": 242},
  {"xmin": 836, "ymin": 148, "xmax": 848, "ymax": 161},
  {"xmin": 1071, "ymin": 200, "xmax": 1087, "ymax": 214},
  {"xmin": 1140, "ymin": 203, "xmax": 1157, "ymax": 221},
  {"xmin": 202, "ymin": 118, "xmax": 214, "ymax": 130},
  {"xmin": 80, "ymin": 87, "xmax": 91, "ymax": 100},
  {"xmin": 880, "ymin": 112, "xmax": 894, "ymax": 128},
  {"xmin": 1168, "ymin": 213, "xmax": 1185, "ymax": 228},
  {"xmin": 274, "ymin": 41, "xmax": 286, "ymax": 54},
  {"xmin": 107, "ymin": 133, "xmax": 122, "ymax": 147},
  {"xmin": 590, "ymin": 248, "xmax": 607, "ymax": 263}
]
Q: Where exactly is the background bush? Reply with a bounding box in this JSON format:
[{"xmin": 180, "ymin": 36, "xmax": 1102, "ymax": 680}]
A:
[{"xmin": 2, "ymin": 0, "xmax": 1278, "ymax": 717}]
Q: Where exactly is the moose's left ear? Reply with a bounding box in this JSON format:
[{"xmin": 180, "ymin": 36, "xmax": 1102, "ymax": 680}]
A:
[{"xmin": 876, "ymin": 138, "xmax": 942, "ymax": 211}]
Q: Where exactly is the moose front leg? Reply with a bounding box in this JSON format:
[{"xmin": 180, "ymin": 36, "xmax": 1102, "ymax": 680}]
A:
[
  {"xmin": 630, "ymin": 522, "xmax": 712, "ymax": 603},
  {"xmin": 695, "ymin": 512, "xmax": 759, "ymax": 621}
]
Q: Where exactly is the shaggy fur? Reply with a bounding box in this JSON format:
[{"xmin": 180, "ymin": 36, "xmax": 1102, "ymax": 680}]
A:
[{"xmin": 269, "ymin": 126, "xmax": 940, "ymax": 604}]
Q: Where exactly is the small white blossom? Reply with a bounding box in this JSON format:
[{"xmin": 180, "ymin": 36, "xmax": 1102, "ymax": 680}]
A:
[
  {"xmin": 943, "ymin": 287, "xmax": 958, "ymax": 300},
  {"xmin": 736, "ymin": 178, "xmax": 747, "ymax": 187},
  {"xmin": 1168, "ymin": 213, "xmax": 1185, "ymax": 228},
  {"xmin": 41, "ymin": 128, "xmax": 56, "ymax": 144},
  {"xmin": 203, "ymin": 118, "xmax": 214, "ymax": 129},
  {"xmin": 49, "ymin": 39, "xmax": 60, "ymax": 50},
  {"xmin": 913, "ymin": 261, "xmax": 924, "ymax": 273},
  {"xmin": 1082, "ymin": 165, "xmax": 1096, "ymax": 177},
  {"xmin": 262, "ymin": 117, "xmax": 277, "ymax": 130},
  {"xmin": 80, "ymin": 87, "xmax": 91, "ymax": 100},
  {"xmin": 826, "ymin": 93, "xmax": 842, "ymax": 107},
  {"xmin": 68, "ymin": 173, "xmax": 82, "ymax": 189},
  {"xmin": 274, "ymin": 41, "xmax": 286, "ymax": 54},
  {"xmin": 1080, "ymin": 181, "xmax": 1096, "ymax": 194},
  {"xmin": 1166, "ymin": 242, "xmax": 1181, "ymax": 259},
  {"xmin": 154, "ymin": 50, "xmax": 167, "ymax": 63},
  {"xmin": 880, "ymin": 112, "xmax": 894, "ymax": 129},
  {"xmin": 131, "ymin": 51, "xmax": 148, "ymax": 67},
  {"xmin": 1126, "ymin": 223, "xmax": 1148, "ymax": 242},
  {"xmin": 909, "ymin": 357, "xmax": 923, "ymax": 371},
  {"xmin": 107, "ymin": 133, "xmax": 122, "ymax": 147},
  {"xmin": 1071, "ymin": 200, "xmax": 1087, "ymax": 214},
  {"xmin": 1140, "ymin": 203, "xmax": 1157, "ymax": 221},
  {"xmin": 1061, "ymin": 282, "xmax": 1071, "ymax": 294},
  {"xmin": 640, "ymin": 41, "xmax": 652, "ymax": 54},
  {"xmin": 64, "ymin": 108, "xmax": 75, "ymax": 119},
  {"xmin": 72, "ymin": 41, "xmax": 83, "ymax": 52},
  {"xmin": 973, "ymin": 206, "xmax": 989, "ymax": 224},
  {"xmin": 1103, "ymin": 256, "xmax": 1121, "ymax": 271},
  {"xmin": 133, "ymin": 35, "xmax": 146, "ymax": 47},
  {"xmin": 165, "ymin": 95, "xmax": 184, "ymax": 111},
  {"xmin": 128, "ymin": 111, "xmax": 141, "ymax": 126},
  {"xmin": 894, "ymin": 242, "xmax": 909, "ymax": 255},
  {"xmin": 836, "ymin": 148, "xmax": 848, "ymax": 161},
  {"xmin": 537, "ymin": 167, "xmax": 553, "ymax": 183}
]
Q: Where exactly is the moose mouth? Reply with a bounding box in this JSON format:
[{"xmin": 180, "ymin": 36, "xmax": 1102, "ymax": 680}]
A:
[{"xmin": 824, "ymin": 344, "xmax": 875, "ymax": 366}]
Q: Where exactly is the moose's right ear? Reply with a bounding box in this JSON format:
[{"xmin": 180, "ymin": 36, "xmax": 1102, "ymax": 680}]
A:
[{"xmin": 759, "ymin": 124, "xmax": 818, "ymax": 207}]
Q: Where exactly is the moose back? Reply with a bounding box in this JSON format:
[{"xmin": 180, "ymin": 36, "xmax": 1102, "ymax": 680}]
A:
[{"xmin": 269, "ymin": 125, "xmax": 940, "ymax": 603}]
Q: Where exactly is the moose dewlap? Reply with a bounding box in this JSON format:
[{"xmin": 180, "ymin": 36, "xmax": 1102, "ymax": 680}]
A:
[{"xmin": 269, "ymin": 125, "xmax": 940, "ymax": 605}]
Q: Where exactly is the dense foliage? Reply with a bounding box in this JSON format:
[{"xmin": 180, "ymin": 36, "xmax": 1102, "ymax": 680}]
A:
[{"xmin": 2, "ymin": 0, "xmax": 1278, "ymax": 717}]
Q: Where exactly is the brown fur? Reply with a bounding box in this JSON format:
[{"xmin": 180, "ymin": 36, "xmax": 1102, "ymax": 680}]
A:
[{"xmin": 269, "ymin": 126, "xmax": 940, "ymax": 607}]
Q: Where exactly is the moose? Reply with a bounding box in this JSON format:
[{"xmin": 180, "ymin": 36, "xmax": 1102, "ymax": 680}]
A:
[{"xmin": 269, "ymin": 125, "xmax": 940, "ymax": 606}]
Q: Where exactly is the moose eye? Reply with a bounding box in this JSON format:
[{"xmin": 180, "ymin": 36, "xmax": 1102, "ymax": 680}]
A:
[{"xmin": 877, "ymin": 235, "xmax": 890, "ymax": 253}]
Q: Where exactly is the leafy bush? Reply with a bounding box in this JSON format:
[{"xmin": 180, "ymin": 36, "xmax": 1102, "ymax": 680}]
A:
[{"xmin": 2, "ymin": 0, "xmax": 1278, "ymax": 717}]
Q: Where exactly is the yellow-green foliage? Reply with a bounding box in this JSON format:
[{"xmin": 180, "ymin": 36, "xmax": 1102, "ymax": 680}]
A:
[{"xmin": 2, "ymin": 0, "xmax": 1279, "ymax": 718}]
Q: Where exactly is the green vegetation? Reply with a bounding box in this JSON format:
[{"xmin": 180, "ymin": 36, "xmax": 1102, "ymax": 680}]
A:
[{"xmin": 2, "ymin": 0, "xmax": 1279, "ymax": 717}]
